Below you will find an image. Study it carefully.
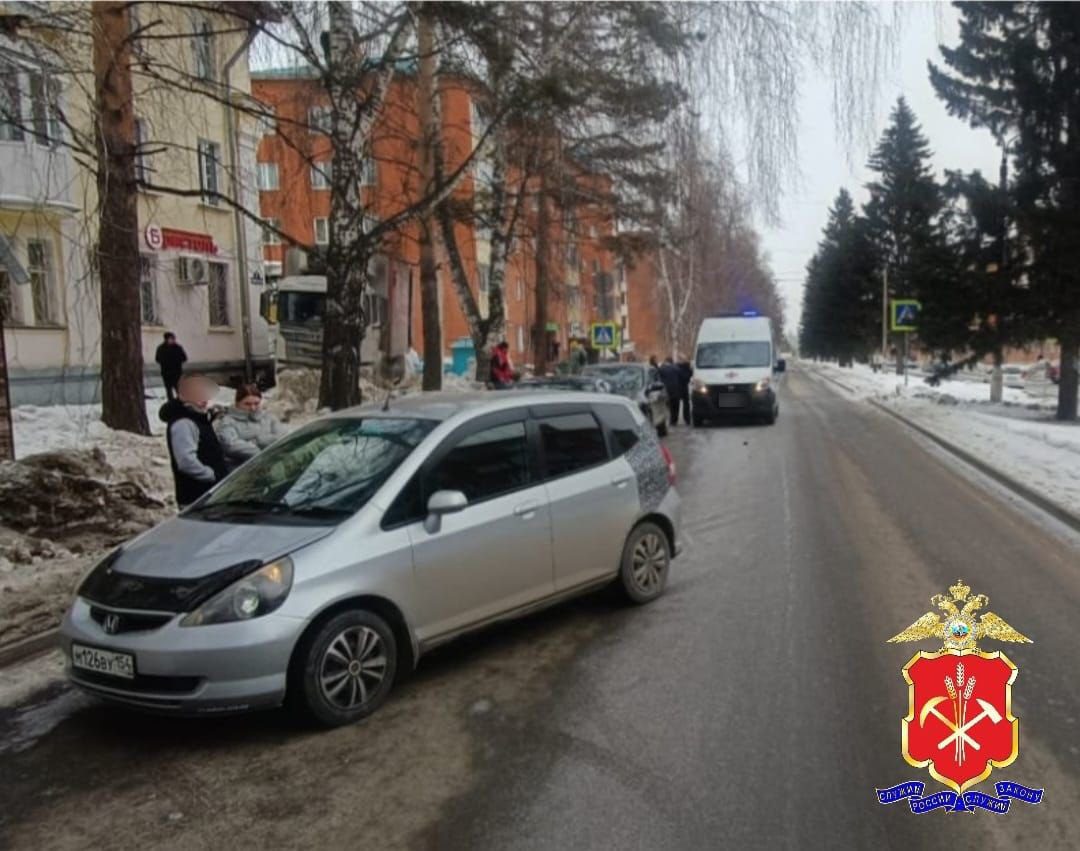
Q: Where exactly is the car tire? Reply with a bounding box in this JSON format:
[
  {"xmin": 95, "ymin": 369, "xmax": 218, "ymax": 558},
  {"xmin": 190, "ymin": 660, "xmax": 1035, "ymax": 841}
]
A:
[
  {"xmin": 617, "ymin": 522, "xmax": 671, "ymax": 605},
  {"xmin": 762, "ymin": 407, "xmax": 777, "ymax": 425},
  {"xmin": 287, "ymin": 608, "xmax": 398, "ymax": 727},
  {"xmin": 692, "ymin": 412, "xmax": 705, "ymax": 427}
]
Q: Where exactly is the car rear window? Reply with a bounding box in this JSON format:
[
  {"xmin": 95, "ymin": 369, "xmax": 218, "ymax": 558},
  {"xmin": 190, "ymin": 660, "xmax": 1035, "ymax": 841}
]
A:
[
  {"xmin": 539, "ymin": 412, "xmax": 608, "ymax": 478},
  {"xmin": 594, "ymin": 404, "xmax": 640, "ymax": 456}
]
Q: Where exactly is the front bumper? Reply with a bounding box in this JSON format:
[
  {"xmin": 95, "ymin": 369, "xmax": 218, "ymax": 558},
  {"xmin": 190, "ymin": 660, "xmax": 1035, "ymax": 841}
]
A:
[
  {"xmin": 692, "ymin": 384, "xmax": 775, "ymax": 418},
  {"xmin": 60, "ymin": 597, "xmax": 304, "ymax": 715}
]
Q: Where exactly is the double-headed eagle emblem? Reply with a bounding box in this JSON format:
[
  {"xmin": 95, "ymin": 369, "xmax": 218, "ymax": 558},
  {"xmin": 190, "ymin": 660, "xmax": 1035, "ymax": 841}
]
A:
[{"xmin": 888, "ymin": 579, "xmax": 1031, "ymax": 652}]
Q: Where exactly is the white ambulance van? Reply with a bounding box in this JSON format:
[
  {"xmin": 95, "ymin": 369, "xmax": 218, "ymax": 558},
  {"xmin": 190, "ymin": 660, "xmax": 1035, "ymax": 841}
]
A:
[{"xmin": 690, "ymin": 312, "xmax": 785, "ymax": 425}]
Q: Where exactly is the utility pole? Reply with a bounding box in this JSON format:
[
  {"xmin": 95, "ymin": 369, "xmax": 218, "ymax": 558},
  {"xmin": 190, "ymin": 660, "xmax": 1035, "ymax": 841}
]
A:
[{"xmin": 989, "ymin": 139, "xmax": 1010, "ymax": 404}]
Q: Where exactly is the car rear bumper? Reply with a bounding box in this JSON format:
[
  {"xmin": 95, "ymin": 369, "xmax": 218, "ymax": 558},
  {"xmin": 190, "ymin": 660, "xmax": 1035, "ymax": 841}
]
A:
[
  {"xmin": 60, "ymin": 597, "xmax": 303, "ymax": 715},
  {"xmin": 692, "ymin": 385, "xmax": 775, "ymax": 418}
]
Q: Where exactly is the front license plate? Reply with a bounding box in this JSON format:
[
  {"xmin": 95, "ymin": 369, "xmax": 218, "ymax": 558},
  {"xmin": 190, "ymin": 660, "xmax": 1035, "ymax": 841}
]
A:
[{"xmin": 71, "ymin": 644, "xmax": 135, "ymax": 680}]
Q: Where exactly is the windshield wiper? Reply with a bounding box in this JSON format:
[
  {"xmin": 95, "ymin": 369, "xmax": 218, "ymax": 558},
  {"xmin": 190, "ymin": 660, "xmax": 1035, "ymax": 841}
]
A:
[
  {"xmin": 188, "ymin": 498, "xmax": 288, "ymax": 515},
  {"xmin": 285, "ymin": 504, "xmax": 352, "ymax": 519}
]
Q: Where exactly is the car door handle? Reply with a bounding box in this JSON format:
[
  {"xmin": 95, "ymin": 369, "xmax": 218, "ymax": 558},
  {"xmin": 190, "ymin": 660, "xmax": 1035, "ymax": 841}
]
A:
[
  {"xmin": 610, "ymin": 474, "xmax": 632, "ymax": 487},
  {"xmin": 513, "ymin": 499, "xmax": 541, "ymax": 518}
]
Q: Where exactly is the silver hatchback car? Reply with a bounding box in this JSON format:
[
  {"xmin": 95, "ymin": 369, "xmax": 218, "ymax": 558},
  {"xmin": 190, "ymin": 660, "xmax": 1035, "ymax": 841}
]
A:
[{"xmin": 61, "ymin": 392, "xmax": 681, "ymax": 726}]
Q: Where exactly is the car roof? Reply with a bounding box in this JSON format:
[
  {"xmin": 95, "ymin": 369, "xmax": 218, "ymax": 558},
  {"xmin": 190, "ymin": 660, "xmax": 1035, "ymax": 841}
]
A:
[{"xmin": 327, "ymin": 390, "xmax": 628, "ymax": 423}]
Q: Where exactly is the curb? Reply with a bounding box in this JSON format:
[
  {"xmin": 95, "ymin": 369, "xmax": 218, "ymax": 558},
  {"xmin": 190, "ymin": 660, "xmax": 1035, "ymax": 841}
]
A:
[
  {"xmin": 0, "ymin": 629, "xmax": 59, "ymax": 670},
  {"xmin": 868, "ymin": 399, "xmax": 1080, "ymax": 535}
]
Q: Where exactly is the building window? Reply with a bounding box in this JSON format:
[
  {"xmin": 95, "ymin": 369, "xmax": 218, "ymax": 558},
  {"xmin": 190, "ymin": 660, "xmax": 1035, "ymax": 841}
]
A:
[
  {"xmin": 26, "ymin": 238, "xmax": 56, "ymax": 326},
  {"xmin": 208, "ymin": 261, "xmax": 229, "ymax": 326},
  {"xmin": 309, "ymin": 106, "xmax": 331, "ymax": 134},
  {"xmin": 139, "ymin": 253, "xmax": 159, "ymax": 325},
  {"xmin": 310, "ymin": 162, "xmax": 331, "ymax": 189},
  {"xmin": 262, "ymin": 218, "xmax": 281, "ymax": 246},
  {"xmin": 256, "ymin": 162, "xmax": 278, "ymax": 190},
  {"xmin": 197, "ymin": 138, "xmax": 220, "ymax": 205},
  {"xmin": 516, "ymin": 324, "xmax": 525, "ymax": 353},
  {"xmin": 192, "ymin": 16, "xmax": 214, "ymax": 80},
  {"xmin": 314, "ymin": 217, "xmax": 329, "ymax": 245},
  {"xmin": 478, "ymin": 264, "xmax": 490, "ymax": 299},
  {"xmin": 516, "ymin": 277, "xmax": 524, "ymax": 302},
  {"xmin": 134, "ymin": 118, "xmax": 153, "ymax": 185},
  {"xmin": 257, "ymin": 109, "xmax": 276, "ymax": 138},
  {"xmin": 0, "ymin": 65, "xmax": 24, "ymax": 142},
  {"xmin": 361, "ymin": 158, "xmax": 377, "ymax": 187},
  {"xmin": 0, "ymin": 267, "xmax": 13, "ymax": 323},
  {"xmin": 28, "ymin": 73, "xmax": 60, "ymax": 145}
]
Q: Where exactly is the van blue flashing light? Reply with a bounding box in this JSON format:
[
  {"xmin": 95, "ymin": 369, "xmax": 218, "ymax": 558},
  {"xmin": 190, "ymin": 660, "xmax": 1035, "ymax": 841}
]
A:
[{"xmin": 741, "ymin": 310, "xmax": 759, "ymax": 317}]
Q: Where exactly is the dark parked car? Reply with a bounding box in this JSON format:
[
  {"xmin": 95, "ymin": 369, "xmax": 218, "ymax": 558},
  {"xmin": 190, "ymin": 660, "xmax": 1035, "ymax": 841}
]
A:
[
  {"xmin": 582, "ymin": 363, "xmax": 668, "ymax": 435},
  {"xmin": 510, "ymin": 376, "xmax": 612, "ymax": 393}
]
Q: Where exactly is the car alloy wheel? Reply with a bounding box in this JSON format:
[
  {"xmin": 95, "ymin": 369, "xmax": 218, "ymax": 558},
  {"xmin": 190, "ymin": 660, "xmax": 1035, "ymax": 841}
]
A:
[
  {"xmin": 289, "ymin": 608, "xmax": 398, "ymax": 726},
  {"xmin": 319, "ymin": 625, "xmax": 388, "ymax": 711},
  {"xmin": 619, "ymin": 522, "xmax": 670, "ymax": 604}
]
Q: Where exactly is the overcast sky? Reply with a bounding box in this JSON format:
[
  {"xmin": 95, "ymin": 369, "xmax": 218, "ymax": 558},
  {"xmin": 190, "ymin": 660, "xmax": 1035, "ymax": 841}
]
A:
[{"xmin": 758, "ymin": 2, "xmax": 1002, "ymax": 340}]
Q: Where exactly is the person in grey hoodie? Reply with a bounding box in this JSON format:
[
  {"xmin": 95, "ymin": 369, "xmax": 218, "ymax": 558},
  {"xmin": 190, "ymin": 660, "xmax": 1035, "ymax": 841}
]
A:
[{"xmin": 216, "ymin": 383, "xmax": 286, "ymax": 469}]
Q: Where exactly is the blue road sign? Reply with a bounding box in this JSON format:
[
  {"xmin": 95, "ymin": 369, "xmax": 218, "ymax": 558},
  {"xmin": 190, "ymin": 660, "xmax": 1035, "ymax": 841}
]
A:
[
  {"xmin": 590, "ymin": 322, "xmax": 618, "ymax": 349},
  {"xmin": 891, "ymin": 299, "xmax": 921, "ymax": 332}
]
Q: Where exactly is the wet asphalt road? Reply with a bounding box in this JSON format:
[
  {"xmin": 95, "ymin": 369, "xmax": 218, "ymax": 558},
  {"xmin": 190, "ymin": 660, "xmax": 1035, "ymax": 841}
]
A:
[{"xmin": 2, "ymin": 367, "xmax": 1080, "ymax": 850}]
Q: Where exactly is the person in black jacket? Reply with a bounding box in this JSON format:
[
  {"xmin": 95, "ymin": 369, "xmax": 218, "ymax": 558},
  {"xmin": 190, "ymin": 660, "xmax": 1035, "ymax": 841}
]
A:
[
  {"xmin": 159, "ymin": 374, "xmax": 228, "ymax": 508},
  {"xmin": 658, "ymin": 357, "xmax": 682, "ymax": 426},
  {"xmin": 676, "ymin": 357, "xmax": 694, "ymax": 425},
  {"xmin": 155, "ymin": 332, "xmax": 187, "ymax": 400}
]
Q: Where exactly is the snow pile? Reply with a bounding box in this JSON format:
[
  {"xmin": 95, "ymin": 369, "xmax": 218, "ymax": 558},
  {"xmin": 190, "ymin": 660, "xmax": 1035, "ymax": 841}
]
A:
[
  {"xmin": 0, "ymin": 448, "xmax": 174, "ymax": 645},
  {"xmin": 810, "ymin": 361, "xmax": 1054, "ymax": 409},
  {"xmin": 804, "ymin": 361, "xmax": 1080, "ymax": 517}
]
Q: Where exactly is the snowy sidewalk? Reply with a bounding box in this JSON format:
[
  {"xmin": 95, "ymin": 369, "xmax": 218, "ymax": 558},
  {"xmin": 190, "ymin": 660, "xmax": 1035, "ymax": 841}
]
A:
[{"xmin": 803, "ymin": 361, "xmax": 1080, "ymax": 519}]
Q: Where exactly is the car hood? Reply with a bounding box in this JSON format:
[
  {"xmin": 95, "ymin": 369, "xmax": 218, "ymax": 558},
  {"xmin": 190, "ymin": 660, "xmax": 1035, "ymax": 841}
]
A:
[
  {"xmin": 695, "ymin": 366, "xmax": 772, "ymax": 385},
  {"xmin": 111, "ymin": 516, "xmax": 334, "ymax": 580}
]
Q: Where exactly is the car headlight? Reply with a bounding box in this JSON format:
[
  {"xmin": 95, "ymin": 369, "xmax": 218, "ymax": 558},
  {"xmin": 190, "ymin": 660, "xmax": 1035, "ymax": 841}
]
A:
[
  {"xmin": 692, "ymin": 378, "xmax": 707, "ymax": 393},
  {"xmin": 180, "ymin": 557, "xmax": 294, "ymax": 627},
  {"xmin": 754, "ymin": 377, "xmax": 771, "ymax": 393}
]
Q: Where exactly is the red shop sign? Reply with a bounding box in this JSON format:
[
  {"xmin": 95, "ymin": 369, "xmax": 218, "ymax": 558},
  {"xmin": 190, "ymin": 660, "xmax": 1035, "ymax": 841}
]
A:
[{"xmin": 154, "ymin": 227, "xmax": 219, "ymax": 255}]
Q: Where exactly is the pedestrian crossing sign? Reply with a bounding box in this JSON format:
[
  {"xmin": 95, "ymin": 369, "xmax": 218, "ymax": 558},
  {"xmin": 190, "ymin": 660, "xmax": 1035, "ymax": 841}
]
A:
[
  {"xmin": 590, "ymin": 322, "xmax": 619, "ymax": 350},
  {"xmin": 891, "ymin": 299, "xmax": 921, "ymax": 332}
]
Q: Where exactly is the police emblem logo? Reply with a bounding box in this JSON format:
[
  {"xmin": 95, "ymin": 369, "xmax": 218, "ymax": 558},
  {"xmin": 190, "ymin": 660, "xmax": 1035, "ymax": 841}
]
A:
[{"xmin": 876, "ymin": 580, "xmax": 1045, "ymax": 814}]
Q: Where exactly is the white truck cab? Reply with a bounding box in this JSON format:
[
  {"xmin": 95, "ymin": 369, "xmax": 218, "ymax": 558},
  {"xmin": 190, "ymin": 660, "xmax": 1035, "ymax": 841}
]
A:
[{"xmin": 690, "ymin": 312, "xmax": 785, "ymax": 425}]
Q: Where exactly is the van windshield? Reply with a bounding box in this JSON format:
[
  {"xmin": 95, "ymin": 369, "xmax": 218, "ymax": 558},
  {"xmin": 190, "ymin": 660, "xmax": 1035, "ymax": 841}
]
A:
[
  {"xmin": 696, "ymin": 341, "xmax": 772, "ymax": 369},
  {"xmin": 190, "ymin": 417, "xmax": 436, "ymax": 522}
]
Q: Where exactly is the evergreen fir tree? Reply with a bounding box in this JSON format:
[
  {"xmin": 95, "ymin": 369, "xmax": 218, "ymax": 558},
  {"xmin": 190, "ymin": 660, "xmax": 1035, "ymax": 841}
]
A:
[
  {"xmin": 862, "ymin": 97, "xmax": 947, "ymax": 370},
  {"xmin": 930, "ymin": 1, "xmax": 1080, "ymax": 420}
]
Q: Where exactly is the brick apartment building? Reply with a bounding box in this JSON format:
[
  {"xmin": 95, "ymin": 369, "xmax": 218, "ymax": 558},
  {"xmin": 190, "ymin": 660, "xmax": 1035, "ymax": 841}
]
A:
[{"xmin": 251, "ymin": 68, "xmax": 654, "ymax": 372}]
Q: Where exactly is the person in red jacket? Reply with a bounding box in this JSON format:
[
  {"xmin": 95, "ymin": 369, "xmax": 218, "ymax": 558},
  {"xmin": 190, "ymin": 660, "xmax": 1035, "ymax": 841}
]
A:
[{"xmin": 490, "ymin": 341, "xmax": 514, "ymax": 388}]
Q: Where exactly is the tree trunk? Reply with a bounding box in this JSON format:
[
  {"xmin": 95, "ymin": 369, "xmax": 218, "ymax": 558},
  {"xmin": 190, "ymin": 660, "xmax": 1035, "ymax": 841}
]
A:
[
  {"xmin": 93, "ymin": 2, "xmax": 149, "ymax": 435},
  {"xmin": 1057, "ymin": 333, "xmax": 1078, "ymax": 422},
  {"xmin": 416, "ymin": 6, "xmax": 442, "ymax": 391},
  {"xmin": 419, "ymin": 222, "xmax": 442, "ymax": 390},
  {"xmin": 989, "ymin": 347, "xmax": 1003, "ymax": 404},
  {"xmin": 532, "ymin": 168, "xmax": 551, "ymax": 374},
  {"xmin": 318, "ymin": 2, "xmax": 377, "ymax": 410},
  {"xmin": 0, "ymin": 310, "xmax": 13, "ymax": 461}
]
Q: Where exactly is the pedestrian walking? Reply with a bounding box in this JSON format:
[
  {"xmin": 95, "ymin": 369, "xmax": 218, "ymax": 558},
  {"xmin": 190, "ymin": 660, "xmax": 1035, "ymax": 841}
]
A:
[
  {"xmin": 155, "ymin": 332, "xmax": 187, "ymax": 400},
  {"xmin": 216, "ymin": 383, "xmax": 286, "ymax": 470},
  {"xmin": 658, "ymin": 357, "xmax": 681, "ymax": 426},
  {"xmin": 490, "ymin": 341, "xmax": 514, "ymax": 389},
  {"xmin": 159, "ymin": 373, "xmax": 229, "ymax": 508},
  {"xmin": 676, "ymin": 356, "xmax": 694, "ymax": 425}
]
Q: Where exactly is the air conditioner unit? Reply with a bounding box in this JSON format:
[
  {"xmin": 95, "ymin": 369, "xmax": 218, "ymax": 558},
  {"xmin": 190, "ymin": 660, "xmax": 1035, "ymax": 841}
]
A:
[{"xmin": 177, "ymin": 255, "xmax": 209, "ymax": 285}]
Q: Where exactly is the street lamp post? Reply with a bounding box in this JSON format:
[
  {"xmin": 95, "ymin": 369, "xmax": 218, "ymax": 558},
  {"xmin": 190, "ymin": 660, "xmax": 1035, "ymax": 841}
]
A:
[{"xmin": 988, "ymin": 134, "xmax": 1016, "ymax": 404}]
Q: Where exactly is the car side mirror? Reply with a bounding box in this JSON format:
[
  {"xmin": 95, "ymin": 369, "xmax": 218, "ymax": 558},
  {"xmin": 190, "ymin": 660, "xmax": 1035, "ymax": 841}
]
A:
[
  {"xmin": 423, "ymin": 489, "xmax": 468, "ymax": 534},
  {"xmin": 775, "ymin": 359, "xmax": 787, "ymax": 373},
  {"xmin": 649, "ymin": 382, "xmax": 665, "ymax": 393}
]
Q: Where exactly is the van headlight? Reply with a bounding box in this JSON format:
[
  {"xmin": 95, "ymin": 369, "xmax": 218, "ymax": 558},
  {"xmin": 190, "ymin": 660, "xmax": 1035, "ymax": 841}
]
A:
[
  {"xmin": 692, "ymin": 378, "xmax": 707, "ymax": 394},
  {"xmin": 180, "ymin": 557, "xmax": 294, "ymax": 626},
  {"xmin": 754, "ymin": 377, "xmax": 771, "ymax": 393}
]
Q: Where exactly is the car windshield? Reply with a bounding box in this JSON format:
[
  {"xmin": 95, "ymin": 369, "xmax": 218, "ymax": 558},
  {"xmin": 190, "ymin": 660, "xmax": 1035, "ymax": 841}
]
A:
[
  {"xmin": 278, "ymin": 291, "xmax": 324, "ymax": 323},
  {"xmin": 582, "ymin": 366, "xmax": 644, "ymax": 395},
  {"xmin": 696, "ymin": 341, "xmax": 772, "ymax": 369},
  {"xmin": 192, "ymin": 417, "xmax": 436, "ymax": 521}
]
